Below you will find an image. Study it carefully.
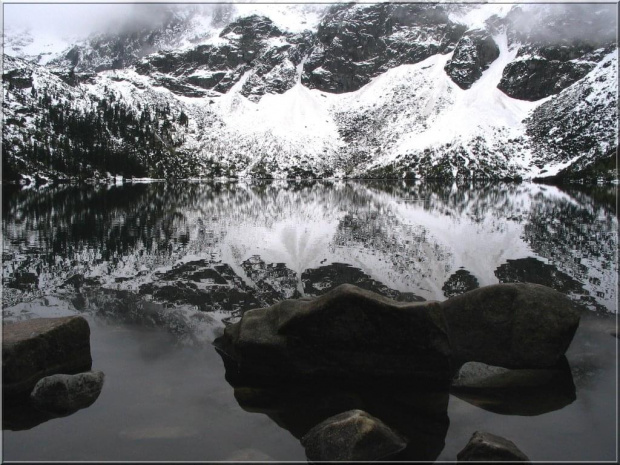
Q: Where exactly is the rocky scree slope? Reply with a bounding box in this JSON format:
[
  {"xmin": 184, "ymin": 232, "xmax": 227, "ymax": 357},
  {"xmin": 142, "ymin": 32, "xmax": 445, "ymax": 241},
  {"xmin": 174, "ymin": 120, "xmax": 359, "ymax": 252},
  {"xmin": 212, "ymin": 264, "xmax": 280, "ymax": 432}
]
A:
[{"xmin": 2, "ymin": 3, "xmax": 617, "ymax": 182}]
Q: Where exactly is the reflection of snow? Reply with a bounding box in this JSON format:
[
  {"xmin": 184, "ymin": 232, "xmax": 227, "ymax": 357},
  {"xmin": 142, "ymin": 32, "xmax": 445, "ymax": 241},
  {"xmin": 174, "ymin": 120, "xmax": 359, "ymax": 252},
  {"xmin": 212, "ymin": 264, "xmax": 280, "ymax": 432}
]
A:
[
  {"xmin": 3, "ymin": 181, "xmax": 617, "ymax": 312},
  {"xmin": 222, "ymin": 217, "xmax": 340, "ymax": 293}
]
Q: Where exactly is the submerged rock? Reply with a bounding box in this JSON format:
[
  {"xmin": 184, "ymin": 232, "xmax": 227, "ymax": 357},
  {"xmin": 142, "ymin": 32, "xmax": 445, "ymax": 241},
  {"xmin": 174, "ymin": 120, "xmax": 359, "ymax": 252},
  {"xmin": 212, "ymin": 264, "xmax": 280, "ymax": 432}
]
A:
[
  {"xmin": 441, "ymin": 283, "xmax": 580, "ymax": 369},
  {"xmin": 452, "ymin": 360, "xmax": 569, "ymax": 389},
  {"xmin": 30, "ymin": 371, "xmax": 105, "ymax": 415},
  {"xmin": 2, "ymin": 316, "xmax": 92, "ymax": 396},
  {"xmin": 301, "ymin": 409, "xmax": 407, "ymax": 462},
  {"xmin": 450, "ymin": 359, "xmax": 576, "ymax": 416},
  {"xmin": 223, "ymin": 375, "xmax": 450, "ymax": 462},
  {"xmin": 216, "ymin": 283, "xmax": 580, "ymax": 383},
  {"xmin": 457, "ymin": 431, "xmax": 530, "ymax": 462}
]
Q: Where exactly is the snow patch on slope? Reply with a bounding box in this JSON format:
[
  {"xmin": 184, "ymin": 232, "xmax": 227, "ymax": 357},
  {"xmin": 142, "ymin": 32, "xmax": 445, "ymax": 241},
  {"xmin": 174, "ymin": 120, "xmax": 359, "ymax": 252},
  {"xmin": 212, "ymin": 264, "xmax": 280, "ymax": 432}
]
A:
[{"xmin": 390, "ymin": 33, "xmax": 538, "ymax": 162}]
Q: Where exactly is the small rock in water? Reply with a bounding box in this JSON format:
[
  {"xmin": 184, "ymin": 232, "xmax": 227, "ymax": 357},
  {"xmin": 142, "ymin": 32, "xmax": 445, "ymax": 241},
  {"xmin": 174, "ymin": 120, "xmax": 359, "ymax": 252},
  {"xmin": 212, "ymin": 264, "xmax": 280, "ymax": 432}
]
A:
[
  {"xmin": 452, "ymin": 361, "xmax": 557, "ymax": 389},
  {"xmin": 457, "ymin": 431, "xmax": 530, "ymax": 462},
  {"xmin": 301, "ymin": 409, "xmax": 407, "ymax": 462},
  {"xmin": 30, "ymin": 371, "xmax": 105, "ymax": 414}
]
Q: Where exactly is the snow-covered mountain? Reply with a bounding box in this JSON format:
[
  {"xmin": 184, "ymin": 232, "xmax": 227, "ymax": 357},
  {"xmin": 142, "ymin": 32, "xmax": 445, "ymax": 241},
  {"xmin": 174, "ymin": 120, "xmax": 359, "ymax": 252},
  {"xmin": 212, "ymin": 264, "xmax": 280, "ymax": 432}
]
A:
[{"xmin": 2, "ymin": 3, "xmax": 617, "ymax": 183}]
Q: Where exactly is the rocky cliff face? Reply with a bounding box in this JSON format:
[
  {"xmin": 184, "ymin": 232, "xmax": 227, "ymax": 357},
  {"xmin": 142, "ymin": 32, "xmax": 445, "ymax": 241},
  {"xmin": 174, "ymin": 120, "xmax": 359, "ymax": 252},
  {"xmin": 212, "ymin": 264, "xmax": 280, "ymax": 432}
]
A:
[
  {"xmin": 2, "ymin": 3, "xmax": 617, "ymax": 183},
  {"xmin": 444, "ymin": 30, "xmax": 499, "ymax": 89},
  {"xmin": 47, "ymin": 5, "xmax": 232, "ymax": 73},
  {"xmin": 495, "ymin": 4, "xmax": 617, "ymax": 100},
  {"xmin": 134, "ymin": 15, "xmax": 310, "ymax": 100},
  {"xmin": 302, "ymin": 4, "xmax": 466, "ymax": 93}
]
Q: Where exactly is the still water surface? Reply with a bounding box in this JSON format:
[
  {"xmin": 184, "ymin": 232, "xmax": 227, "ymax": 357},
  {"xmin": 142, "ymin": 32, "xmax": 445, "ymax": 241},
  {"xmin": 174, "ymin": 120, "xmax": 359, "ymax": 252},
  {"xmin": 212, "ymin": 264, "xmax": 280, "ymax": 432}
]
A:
[{"xmin": 2, "ymin": 180, "xmax": 617, "ymax": 461}]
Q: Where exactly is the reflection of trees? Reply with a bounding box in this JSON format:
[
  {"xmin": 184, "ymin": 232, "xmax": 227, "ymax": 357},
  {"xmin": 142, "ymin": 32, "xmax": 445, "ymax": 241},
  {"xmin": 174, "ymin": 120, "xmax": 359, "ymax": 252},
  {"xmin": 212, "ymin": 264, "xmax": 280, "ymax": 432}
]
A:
[
  {"xmin": 3, "ymin": 183, "xmax": 203, "ymax": 306},
  {"xmin": 523, "ymin": 189, "xmax": 617, "ymax": 312},
  {"xmin": 364, "ymin": 180, "xmax": 530, "ymax": 222}
]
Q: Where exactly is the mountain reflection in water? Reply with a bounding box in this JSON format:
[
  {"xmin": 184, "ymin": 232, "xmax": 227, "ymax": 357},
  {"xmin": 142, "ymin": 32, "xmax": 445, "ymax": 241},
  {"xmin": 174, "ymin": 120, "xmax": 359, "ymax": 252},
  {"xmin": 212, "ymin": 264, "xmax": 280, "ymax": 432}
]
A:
[{"xmin": 3, "ymin": 180, "xmax": 616, "ymax": 315}]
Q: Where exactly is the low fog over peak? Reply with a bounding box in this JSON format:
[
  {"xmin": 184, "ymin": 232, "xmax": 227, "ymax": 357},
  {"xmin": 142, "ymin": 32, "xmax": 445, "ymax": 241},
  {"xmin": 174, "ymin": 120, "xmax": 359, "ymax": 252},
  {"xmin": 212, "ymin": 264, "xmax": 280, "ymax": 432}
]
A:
[
  {"xmin": 504, "ymin": 3, "xmax": 618, "ymax": 44},
  {"xmin": 3, "ymin": 3, "xmax": 325, "ymax": 40},
  {"xmin": 4, "ymin": 4, "xmax": 137, "ymax": 38},
  {"xmin": 4, "ymin": 4, "xmax": 215, "ymax": 38}
]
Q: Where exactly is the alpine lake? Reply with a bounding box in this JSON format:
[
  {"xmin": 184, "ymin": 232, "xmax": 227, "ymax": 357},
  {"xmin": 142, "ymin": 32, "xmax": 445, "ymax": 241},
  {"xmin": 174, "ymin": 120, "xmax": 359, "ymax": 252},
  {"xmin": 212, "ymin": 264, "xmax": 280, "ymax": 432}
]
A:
[{"xmin": 2, "ymin": 179, "xmax": 617, "ymax": 462}]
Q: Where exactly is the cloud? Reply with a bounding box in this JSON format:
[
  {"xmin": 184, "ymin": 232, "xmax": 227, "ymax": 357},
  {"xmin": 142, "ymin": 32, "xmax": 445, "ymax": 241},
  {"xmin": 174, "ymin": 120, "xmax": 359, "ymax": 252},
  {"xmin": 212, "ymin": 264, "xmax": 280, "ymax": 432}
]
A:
[
  {"xmin": 4, "ymin": 4, "xmax": 139, "ymax": 38},
  {"xmin": 506, "ymin": 4, "xmax": 618, "ymax": 44},
  {"xmin": 3, "ymin": 4, "xmax": 232, "ymax": 39}
]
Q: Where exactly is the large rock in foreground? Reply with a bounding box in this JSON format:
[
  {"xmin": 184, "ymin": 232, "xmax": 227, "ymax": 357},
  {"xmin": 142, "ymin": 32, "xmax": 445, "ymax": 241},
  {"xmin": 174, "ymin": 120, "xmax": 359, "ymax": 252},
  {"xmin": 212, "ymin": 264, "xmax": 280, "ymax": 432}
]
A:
[
  {"xmin": 2, "ymin": 316, "xmax": 92, "ymax": 396},
  {"xmin": 216, "ymin": 283, "xmax": 580, "ymax": 382},
  {"xmin": 457, "ymin": 431, "xmax": 530, "ymax": 462},
  {"xmin": 30, "ymin": 371, "xmax": 105, "ymax": 415},
  {"xmin": 301, "ymin": 409, "xmax": 407, "ymax": 462},
  {"xmin": 217, "ymin": 284, "xmax": 452, "ymax": 382},
  {"xmin": 441, "ymin": 283, "xmax": 580, "ymax": 369}
]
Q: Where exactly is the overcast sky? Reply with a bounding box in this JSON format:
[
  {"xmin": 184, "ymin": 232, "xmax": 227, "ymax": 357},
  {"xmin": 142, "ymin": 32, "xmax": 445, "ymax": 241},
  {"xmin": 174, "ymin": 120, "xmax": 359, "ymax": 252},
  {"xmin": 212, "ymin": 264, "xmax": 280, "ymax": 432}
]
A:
[
  {"xmin": 4, "ymin": 4, "xmax": 150, "ymax": 37},
  {"xmin": 3, "ymin": 1, "xmax": 614, "ymax": 40}
]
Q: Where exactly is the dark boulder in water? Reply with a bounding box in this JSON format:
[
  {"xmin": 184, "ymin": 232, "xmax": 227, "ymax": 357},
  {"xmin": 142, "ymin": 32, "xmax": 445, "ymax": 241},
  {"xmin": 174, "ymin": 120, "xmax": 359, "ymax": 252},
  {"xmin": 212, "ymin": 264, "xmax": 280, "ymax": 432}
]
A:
[
  {"xmin": 441, "ymin": 283, "xmax": 581, "ymax": 369},
  {"xmin": 457, "ymin": 431, "xmax": 530, "ymax": 462},
  {"xmin": 216, "ymin": 284, "xmax": 453, "ymax": 382},
  {"xmin": 216, "ymin": 283, "xmax": 580, "ymax": 382},
  {"xmin": 2, "ymin": 316, "xmax": 92, "ymax": 396},
  {"xmin": 301, "ymin": 409, "xmax": 407, "ymax": 462}
]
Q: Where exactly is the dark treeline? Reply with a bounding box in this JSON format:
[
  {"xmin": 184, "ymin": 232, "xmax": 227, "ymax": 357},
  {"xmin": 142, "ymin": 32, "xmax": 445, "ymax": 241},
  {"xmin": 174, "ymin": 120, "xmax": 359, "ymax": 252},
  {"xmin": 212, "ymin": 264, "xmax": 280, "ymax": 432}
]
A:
[{"xmin": 3, "ymin": 85, "xmax": 193, "ymax": 181}]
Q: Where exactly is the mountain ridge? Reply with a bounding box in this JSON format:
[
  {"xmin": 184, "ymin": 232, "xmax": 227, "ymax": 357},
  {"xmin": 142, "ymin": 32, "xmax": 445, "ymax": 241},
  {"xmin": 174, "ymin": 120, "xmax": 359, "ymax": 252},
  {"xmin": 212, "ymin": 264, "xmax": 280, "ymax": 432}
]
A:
[{"xmin": 2, "ymin": 3, "xmax": 617, "ymax": 183}]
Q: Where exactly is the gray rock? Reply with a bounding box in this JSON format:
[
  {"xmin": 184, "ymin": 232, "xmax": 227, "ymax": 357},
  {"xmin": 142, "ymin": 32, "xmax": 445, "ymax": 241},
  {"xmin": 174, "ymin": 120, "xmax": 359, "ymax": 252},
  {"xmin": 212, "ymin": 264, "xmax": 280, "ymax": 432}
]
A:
[
  {"xmin": 450, "ymin": 360, "xmax": 576, "ymax": 416},
  {"xmin": 2, "ymin": 316, "xmax": 92, "ymax": 396},
  {"xmin": 453, "ymin": 361, "xmax": 558, "ymax": 389},
  {"xmin": 224, "ymin": 379, "xmax": 450, "ymax": 462},
  {"xmin": 457, "ymin": 431, "xmax": 530, "ymax": 462},
  {"xmin": 444, "ymin": 30, "xmax": 499, "ymax": 89},
  {"xmin": 217, "ymin": 283, "xmax": 581, "ymax": 382},
  {"xmin": 30, "ymin": 371, "xmax": 105, "ymax": 414},
  {"xmin": 441, "ymin": 283, "xmax": 580, "ymax": 369},
  {"xmin": 498, "ymin": 58, "xmax": 594, "ymax": 101},
  {"xmin": 495, "ymin": 4, "xmax": 615, "ymax": 101},
  {"xmin": 302, "ymin": 4, "xmax": 466, "ymax": 93},
  {"xmin": 301, "ymin": 409, "xmax": 407, "ymax": 462},
  {"xmin": 217, "ymin": 284, "xmax": 452, "ymax": 381}
]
